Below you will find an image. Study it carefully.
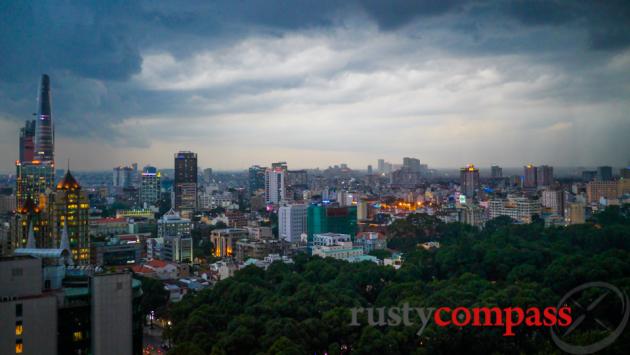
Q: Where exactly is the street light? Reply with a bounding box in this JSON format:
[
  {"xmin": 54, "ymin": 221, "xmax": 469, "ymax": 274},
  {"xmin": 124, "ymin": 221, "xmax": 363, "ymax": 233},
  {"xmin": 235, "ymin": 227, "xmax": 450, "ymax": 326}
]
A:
[{"xmin": 150, "ymin": 310, "xmax": 155, "ymax": 329}]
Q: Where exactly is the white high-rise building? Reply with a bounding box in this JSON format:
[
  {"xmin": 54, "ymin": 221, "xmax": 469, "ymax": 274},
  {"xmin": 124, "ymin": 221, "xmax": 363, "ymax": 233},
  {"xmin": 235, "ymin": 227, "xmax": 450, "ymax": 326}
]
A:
[
  {"xmin": 265, "ymin": 168, "xmax": 286, "ymax": 204},
  {"xmin": 278, "ymin": 204, "xmax": 307, "ymax": 242}
]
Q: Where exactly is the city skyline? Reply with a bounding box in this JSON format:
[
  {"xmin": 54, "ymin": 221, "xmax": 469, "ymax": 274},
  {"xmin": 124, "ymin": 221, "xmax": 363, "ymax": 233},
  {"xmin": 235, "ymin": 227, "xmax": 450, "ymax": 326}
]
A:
[{"xmin": 1, "ymin": 1, "xmax": 630, "ymax": 172}]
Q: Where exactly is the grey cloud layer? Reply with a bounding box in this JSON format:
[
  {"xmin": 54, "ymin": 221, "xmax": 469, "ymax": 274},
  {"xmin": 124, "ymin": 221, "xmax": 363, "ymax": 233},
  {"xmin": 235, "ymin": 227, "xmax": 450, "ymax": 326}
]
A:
[{"xmin": 0, "ymin": 0, "xmax": 629, "ymax": 170}]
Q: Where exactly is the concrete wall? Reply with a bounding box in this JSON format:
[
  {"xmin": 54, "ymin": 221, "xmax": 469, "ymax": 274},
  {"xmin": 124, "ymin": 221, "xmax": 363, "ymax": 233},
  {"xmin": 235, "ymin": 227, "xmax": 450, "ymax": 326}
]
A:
[{"xmin": 90, "ymin": 273, "xmax": 132, "ymax": 355}]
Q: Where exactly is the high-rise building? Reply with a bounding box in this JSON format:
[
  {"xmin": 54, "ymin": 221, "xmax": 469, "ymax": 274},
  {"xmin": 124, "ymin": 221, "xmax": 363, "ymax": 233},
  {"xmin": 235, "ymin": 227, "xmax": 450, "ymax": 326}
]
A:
[
  {"xmin": 597, "ymin": 166, "xmax": 613, "ymax": 181},
  {"xmin": 174, "ymin": 151, "xmax": 197, "ymax": 215},
  {"xmin": 541, "ymin": 189, "xmax": 564, "ymax": 216},
  {"xmin": 536, "ymin": 165, "xmax": 554, "ymax": 187},
  {"xmin": 112, "ymin": 166, "xmax": 134, "ymax": 190},
  {"xmin": 491, "ymin": 165, "xmax": 503, "ymax": 178},
  {"xmin": 140, "ymin": 166, "xmax": 161, "ymax": 207},
  {"xmin": 367, "ymin": 165, "xmax": 373, "ymax": 175},
  {"xmin": 523, "ymin": 164, "xmax": 537, "ymax": 188},
  {"xmin": 278, "ymin": 204, "xmax": 307, "ymax": 243},
  {"xmin": 16, "ymin": 75, "xmax": 56, "ymax": 210},
  {"xmin": 248, "ymin": 165, "xmax": 266, "ymax": 193},
  {"xmin": 265, "ymin": 168, "xmax": 286, "ymax": 204},
  {"xmin": 19, "ymin": 120, "xmax": 36, "ymax": 162},
  {"xmin": 582, "ymin": 170, "xmax": 597, "ymax": 182},
  {"xmin": 403, "ymin": 157, "xmax": 421, "ymax": 172},
  {"xmin": 203, "ymin": 168, "xmax": 213, "ymax": 184},
  {"xmin": 286, "ymin": 169, "xmax": 308, "ymax": 200},
  {"xmin": 307, "ymin": 204, "xmax": 357, "ymax": 240},
  {"xmin": 377, "ymin": 159, "xmax": 385, "ymax": 173},
  {"xmin": 460, "ymin": 164, "xmax": 480, "ymax": 198},
  {"xmin": 35, "ymin": 75, "xmax": 54, "ymax": 162},
  {"xmin": 48, "ymin": 170, "xmax": 91, "ymax": 264}
]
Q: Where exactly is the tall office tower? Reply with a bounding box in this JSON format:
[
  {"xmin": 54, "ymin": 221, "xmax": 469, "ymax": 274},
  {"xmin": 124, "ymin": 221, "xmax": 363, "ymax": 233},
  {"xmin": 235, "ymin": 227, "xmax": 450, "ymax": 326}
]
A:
[
  {"xmin": 16, "ymin": 76, "xmax": 56, "ymax": 210},
  {"xmin": 19, "ymin": 120, "xmax": 36, "ymax": 162},
  {"xmin": 367, "ymin": 165, "xmax": 373, "ymax": 175},
  {"xmin": 459, "ymin": 164, "xmax": 480, "ymax": 199},
  {"xmin": 597, "ymin": 166, "xmax": 613, "ymax": 181},
  {"xmin": 112, "ymin": 166, "xmax": 133, "ymax": 189},
  {"xmin": 541, "ymin": 189, "xmax": 565, "ymax": 216},
  {"xmin": 265, "ymin": 167, "xmax": 286, "ymax": 204},
  {"xmin": 48, "ymin": 170, "xmax": 90, "ymax": 264},
  {"xmin": 140, "ymin": 166, "xmax": 161, "ymax": 207},
  {"xmin": 491, "ymin": 165, "xmax": 503, "ymax": 178},
  {"xmin": 307, "ymin": 204, "xmax": 357, "ymax": 240},
  {"xmin": 248, "ymin": 165, "xmax": 266, "ymax": 193},
  {"xmin": 174, "ymin": 151, "xmax": 198, "ymax": 215},
  {"xmin": 536, "ymin": 165, "xmax": 554, "ymax": 187},
  {"xmin": 403, "ymin": 157, "xmax": 421, "ymax": 172},
  {"xmin": 35, "ymin": 74, "xmax": 55, "ymax": 162},
  {"xmin": 523, "ymin": 164, "xmax": 538, "ymax": 188},
  {"xmin": 278, "ymin": 204, "xmax": 307, "ymax": 242}
]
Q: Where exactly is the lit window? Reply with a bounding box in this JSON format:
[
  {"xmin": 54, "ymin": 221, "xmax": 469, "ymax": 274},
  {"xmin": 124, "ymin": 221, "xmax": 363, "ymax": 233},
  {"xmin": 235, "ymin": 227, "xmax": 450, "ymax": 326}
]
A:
[
  {"xmin": 15, "ymin": 321, "xmax": 23, "ymax": 336},
  {"xmin": 73, "ymin": 331, "xmax": 82, "ymax": 341},
  {"xmin": 16, "ymin": 340, "xmax": 23, "ymax": 353}
]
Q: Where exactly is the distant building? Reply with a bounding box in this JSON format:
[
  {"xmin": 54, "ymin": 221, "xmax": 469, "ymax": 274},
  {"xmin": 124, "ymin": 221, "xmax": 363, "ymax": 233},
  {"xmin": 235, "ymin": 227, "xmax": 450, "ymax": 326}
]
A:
[
  {"xmin": 112, "ymin": 166, "xmax": 134, "ymax": 190},
  {"xmin": 265, "ymin": 167, "xmax": 286, "ymax": 204},
  {"xmin": 488, "ymin": 195, "xmax": 541, "ymax": 224},
  {"xmin": 307, "ymin": 204, "xmax": 357, "ymax": 240},
  {"xmin": 582, "ymin": 170, "xmax": 597, "ymax": 182},
  {"xmin": 586, "ymin": 180, "xmax": 618, "ymax": 203},
  {"xmin": 278, "ymin": 204, "xmax": 307, "ymax": 242},
  {"xmin": 162, "ymin": 235, "xmax": 193, "ymax": 263},
  {"xmin": 536, "ymin": 165, "xmax": 554, "ymax": 187},
  {"xmin": 211, "ymin": 228, "xmax": 249, "ymax": 258},
  {"xmin": 597, "ymin": 166, "xmax": 613, "ymax": 181},
  {"xmin": 460, "ymin": 164, "xmax": 480, "ymax": 198},
  {"xmin": 567, "ymin": 203, "xmax": 586, "ymax": 224},
  {"xmin": 354, "ymin": 232, "xmax": 387, "ymax": 253},
  {"xmin": 402, "ymin": 157, "xmax": 421, "ymax": 172},
  {"xmin": 140, "ymin": 166, "xmax": 161, "ymax": 207},
  {"xmin": 523, "ymin": 164, "xmax": 537, "ymax": 189},
  {"xmin": 157, "ymin": 209, "xmax": 191, "ymax": 238},
  {"xmin": 311, "ymin": 234, "xmax": 363, "ymax": 261},
  {"xmin": 541, "ymin": 189, "xmax": 565, "ymax": 216},
  {"xmin": 174, "ymin": 151, "xmax": 198, "ymax": 216},
  {"xmin": 248, "ymin": 165, "xmax": 266, "ymax": 193},
  {"xmin": 491, "ymin": 165, "xmax": 503, "ymax": 178}
]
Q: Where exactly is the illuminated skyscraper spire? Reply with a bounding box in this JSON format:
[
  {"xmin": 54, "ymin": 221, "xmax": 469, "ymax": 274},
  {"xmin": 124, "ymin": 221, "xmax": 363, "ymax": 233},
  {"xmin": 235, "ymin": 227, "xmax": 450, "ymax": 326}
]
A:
[{"xmin": 35, "ymin": 74, "xmax": 54, "ymax": 162}]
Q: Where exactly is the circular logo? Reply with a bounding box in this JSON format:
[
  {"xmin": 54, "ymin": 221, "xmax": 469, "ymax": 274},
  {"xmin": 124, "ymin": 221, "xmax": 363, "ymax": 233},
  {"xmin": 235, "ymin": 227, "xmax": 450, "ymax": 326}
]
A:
[{"xmin": 551, "ymin": 282, "xmax": 629, "ymax": 354}]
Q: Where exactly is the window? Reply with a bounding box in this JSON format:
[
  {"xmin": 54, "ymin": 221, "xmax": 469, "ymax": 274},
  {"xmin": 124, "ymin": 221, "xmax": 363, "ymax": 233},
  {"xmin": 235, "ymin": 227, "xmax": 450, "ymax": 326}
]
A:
[
  {"xmin": 16, "ymin": 340, "xmax": 23, "ymax": 354},
  {"xmin": 15, "ymin": 304, "xmax": 22, "ymax": 318},
  {"xmin": 73, "ymin": 331, "xmax": 82, "ymax": 341},
  {"xmin": 15, "ymin": 321, "xmax": 23, "ymax": 336}
]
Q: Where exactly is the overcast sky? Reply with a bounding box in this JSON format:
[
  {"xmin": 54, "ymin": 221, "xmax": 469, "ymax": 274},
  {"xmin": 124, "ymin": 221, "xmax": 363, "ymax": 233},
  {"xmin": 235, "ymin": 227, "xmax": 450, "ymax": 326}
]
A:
[{"xmin": 1, "ymin": 0, "xmax": 629, "ymax": 172}]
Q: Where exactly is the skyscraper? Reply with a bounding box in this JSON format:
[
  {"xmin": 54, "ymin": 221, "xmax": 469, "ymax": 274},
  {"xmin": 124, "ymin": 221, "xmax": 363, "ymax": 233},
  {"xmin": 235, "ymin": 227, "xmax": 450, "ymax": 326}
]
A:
[
  {"xmin": 597, "ymin": 166, "xmax": 613, "ymax": 181},
  {"xmin": 174, "ymin": 151, "xmax": 198, "ymax": 216},
  {"xmin": 15, "ymin": 75, "xmax": 55, "ymax": 210},
  {"xmin": 491, "ymin": 165, "xmax": 503, "ymax": 178},
  {"xmin": 265, "ymin": 167, "xmax": 286, "ymax": 204},
  {"xmin": 307, "ymin": 204, "xmax": 357, "ymax": 240},
  {"xmin": 460, "ymin": 164, "xmax": 480, "ymax": 199},
  {"xmin": 35, "ymin": 74, "xmax": 54, "ymax": 162},
  {"xmin": 140, "ymin": 166, "xmax": 161, "ymax": 207},
  {"xmin": 536, "ymin": 165, "xmax": 554, "ymax": 187},
  {"xmin": 523, "ymin": 164, "xmax": 537, "ymax": 188},
  {"xmin": 403, "ymin": 157, "xmax": 421, "ymax": 172},
  {"xmin": 48, "ymin": 170, "xmax": 90, "ymax": 264}
]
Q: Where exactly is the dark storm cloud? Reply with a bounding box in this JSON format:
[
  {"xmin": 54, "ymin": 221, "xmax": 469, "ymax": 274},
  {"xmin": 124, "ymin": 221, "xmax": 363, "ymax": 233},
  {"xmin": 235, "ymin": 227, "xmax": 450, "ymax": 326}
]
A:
[{"xmin": 0, "ymin": 0, "xmax": 629, "ymax": 169}]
